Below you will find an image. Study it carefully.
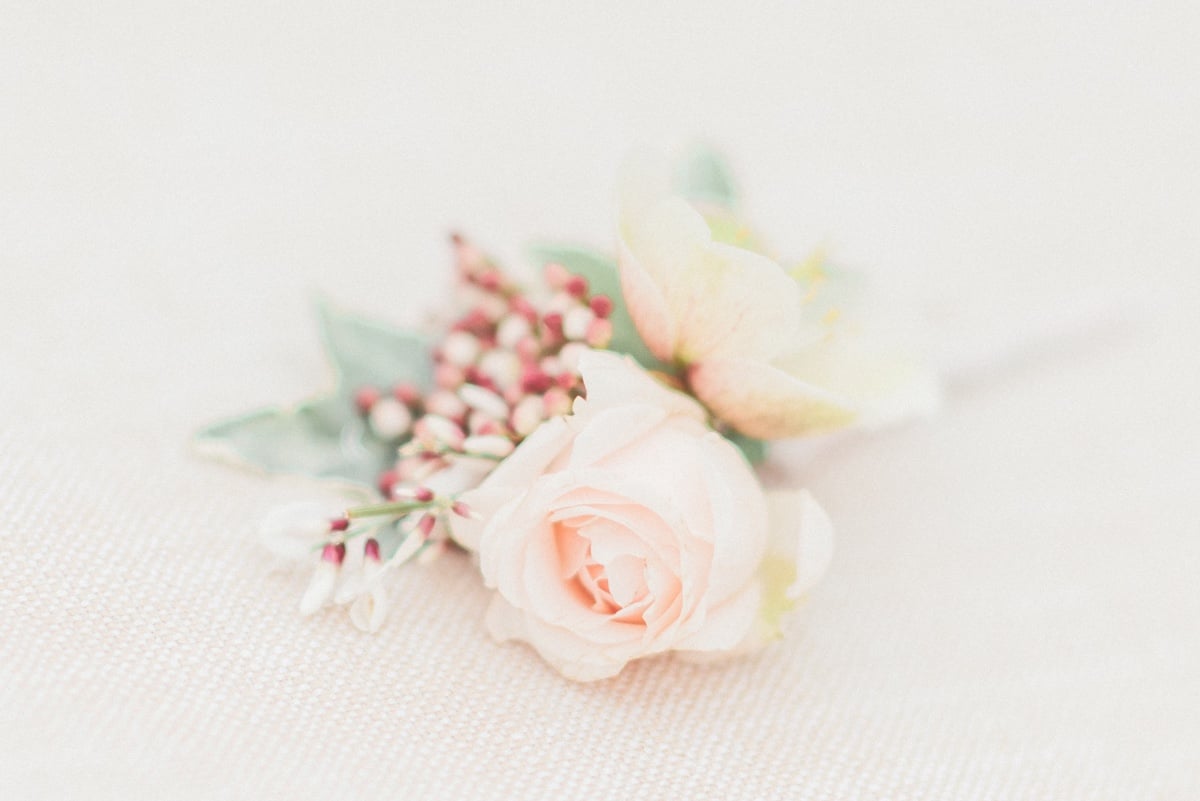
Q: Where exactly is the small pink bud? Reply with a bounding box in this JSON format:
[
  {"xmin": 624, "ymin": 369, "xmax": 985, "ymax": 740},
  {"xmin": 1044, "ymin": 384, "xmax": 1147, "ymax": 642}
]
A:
[
  {"xmin": 451, "ymin": 501, "xmax": 479, "ymax": 520},
  {"xmin": 477, "ymin": 269, "xmax": 503, "ymax": 292},
  {"xmin": 395, "ymin": 455, "xmax": 426, "ymax": 481},
  {"xmin": 565, "ymin": 274, "xmax": 589, "ymax": 298},
  {"xmin": 425, "ymin": 390, "xmax": 469, "ymax": 421},
  {"xmin": 521, "ymin": 365, "xmax": 553, "ymax": 394},
  {"xmin": 543, "ymin": 387, "xmax": 572, "ymax": 417},
  {"xmin": 589, "ymin": 294, "xmax": 614, "ymax": 318},
  {"xmin": 434, "ymin": 362, "xmax": 467, "ymax": 390},
  {"xmin": 377, "ymin": 469, "xmax": 398, "ymax": 498},
  {"xmin": 586, "ymin": 317, "xmax": 614, "ymax": 348},
  {"xmin": 417, "ymin": 514, "xmax": 437, "ymax": 538},
  {"xmin": 468, "ymin": 413, "xmax": 505, "ymax": 436},
  {"xmin": 329, "ymin": 517, "xmax": 350, "ymax": 532},
  {"xmin": 321, "ymin": 542, "xmax": 346, "ymax": 565},
  {"xmin": 392, "ymin": 383, "xmax": 421, "ymax": 406},
  {"xmin": 453, "ymin": 307, "xmax": 491, "ymax": 335},
  {"xmin": 515, "ymin": 335, "xmax": 541, "ymax": 362},
  {"xmin": 509, "ymin": 296, "xmax": 538, "ymax": 323},
  {"xmin": 541, "ymin": 311, "xmax": 564, "ymax": 336},
  {"xmin": 363, "ymin": 538, "xmax": 381, "ymax": 563},
  {"xmin": 354, "ymin": 386, "xmax": 380, "ymax": 414},
  {"xmin": 544, "ymin": 262, "xmax": 570, "ymax": 289}
]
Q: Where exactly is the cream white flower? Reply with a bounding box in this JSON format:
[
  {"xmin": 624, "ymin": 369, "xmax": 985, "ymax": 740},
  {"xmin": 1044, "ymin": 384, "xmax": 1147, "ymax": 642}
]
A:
[
  {"xmin": 617, "ymin": 152, "xmax": 939, "ymax": 439},
  {"xmin": 348, "ymin": 540, "xmax": 388, "ymax": 632},
  {"xmin": 450, "ymin": 350, "xmax": 833, "ymax": 681}
]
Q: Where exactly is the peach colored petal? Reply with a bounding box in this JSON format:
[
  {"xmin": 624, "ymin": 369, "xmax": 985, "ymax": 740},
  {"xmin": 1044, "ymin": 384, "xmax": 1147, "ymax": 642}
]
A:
[
  {"xmin": 696, "ymin": 432, "xmax": 769, "ymax": 604},
  {"xmin": 673, "ymin": 580, "xmax": 762, "ymax": 653},
  {"xmin": 689, "ymin": 357, "xmax": 857, "ymax": 439}
]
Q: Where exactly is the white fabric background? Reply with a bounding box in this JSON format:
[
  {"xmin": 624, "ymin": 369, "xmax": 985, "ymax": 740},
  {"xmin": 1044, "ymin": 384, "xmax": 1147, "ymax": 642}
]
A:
[{"xmin": 3, "ymin": 2, "xmax": 1199, "ymax": 798}]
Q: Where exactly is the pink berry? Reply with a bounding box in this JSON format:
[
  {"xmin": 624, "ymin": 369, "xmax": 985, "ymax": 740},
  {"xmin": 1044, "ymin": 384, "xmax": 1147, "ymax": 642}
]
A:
[
  {"xmin": 354, "ymin": 386, "xmax": 380, "ymax": 414},
  {"xmin": 589, "ymin": 294, "xmax": 614, "ymax": 318}
]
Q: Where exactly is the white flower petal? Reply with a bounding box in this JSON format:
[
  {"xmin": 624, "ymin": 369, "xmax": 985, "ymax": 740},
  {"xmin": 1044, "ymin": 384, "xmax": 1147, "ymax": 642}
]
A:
[
  {"xmin": 298, "ymin": 560, "xmax": 339, "ymax": 616},
  {"xmin": 349, "ymin": 586, "xmax": 388, "ymax": 632},
  {"xmin": 764, "ymin": 489, "xmax": 834, "ymax": 599},
  {"xmin": 575, "ymin": 350, "xmax": 705, "ymax": 422},
  {"xmin": 259, "ymin": 502, "xmax": 337, "ymax": 562}
]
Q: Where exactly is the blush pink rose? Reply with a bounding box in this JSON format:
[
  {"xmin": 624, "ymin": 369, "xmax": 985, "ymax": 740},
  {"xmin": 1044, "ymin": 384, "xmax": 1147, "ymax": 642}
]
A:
[{"xmin": 450, "ymin": 350, "xmax": 833, "ymax": 681}]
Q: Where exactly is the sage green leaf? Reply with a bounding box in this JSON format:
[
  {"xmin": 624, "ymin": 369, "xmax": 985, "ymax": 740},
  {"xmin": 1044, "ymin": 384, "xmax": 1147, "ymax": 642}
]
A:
[
  {"xmin": 526, "ymin": 243, "xmax": 673, "ymax": 373},
  {"xmin": 195, "ymin": 397, "xmax": 394, "ymax": 487},
  {"xmin": 196, "ymin": 301, "xmax": 434, "ymax": 489},
  {"xmin": 727, "ymin": 431, "xmax": 769, "ymax": 465},
  {"xmin": 315, "ymin": 297, "xmax": 434, "ymax": 399},
  {"xmin": 676, "ymin": 146, "xmax": 738, "ymax": 209}
]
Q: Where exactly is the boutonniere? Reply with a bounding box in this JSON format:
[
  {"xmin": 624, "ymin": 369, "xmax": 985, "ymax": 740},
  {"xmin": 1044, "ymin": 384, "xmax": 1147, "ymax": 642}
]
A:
[{"xmin": 197, "ymin": 149, "xmax": 938, "ymax": 681}]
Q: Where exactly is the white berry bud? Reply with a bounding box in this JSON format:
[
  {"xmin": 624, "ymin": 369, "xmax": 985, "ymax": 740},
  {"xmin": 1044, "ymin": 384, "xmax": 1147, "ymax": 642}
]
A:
[
  {"xmin": 441, "ymin": 330, "xmax": 481, "ymax": 367},
  {"xmin": 463, "ymin": 434, "xmax": 515, "ymax": 458},
  {"xmin": 562, "ymin": 306, "xmax": 595, "ymax": 341},
  {"xmin": 510, "ymin": 394, "xmax": 545, "ymax": 436},
  {"xmin": 558, "ymin": 342, "xmax": 590, "ymax": 372},
  {"xmin": 496, "ymin": 314, "xmax": 533, "ymax": 349},
  {"xmin": 478, "ymin": 349, "xmax": 522, "ymax": 392},
  {"xmin": 458, "ymin": 383, "xmax": 510, "ymax": 420},
  {"xmin": 368, "ymin": 397, "xmax": 413, "ymax": 440}
]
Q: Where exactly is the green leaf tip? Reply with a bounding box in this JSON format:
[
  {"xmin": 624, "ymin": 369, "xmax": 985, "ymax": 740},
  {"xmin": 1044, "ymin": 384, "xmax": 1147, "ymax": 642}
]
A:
[{"xmin": 676, "ymin": 146, "xmax": 738, "ymax": 209}]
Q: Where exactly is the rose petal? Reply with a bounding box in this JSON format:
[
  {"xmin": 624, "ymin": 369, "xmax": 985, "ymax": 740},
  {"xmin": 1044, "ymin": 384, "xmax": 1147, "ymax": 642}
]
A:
[
  {"xmin": 673, "ymin": 580, "xmax": 762, "ymax": 653},
  {"xmin": 575, "ymin": 350, "xmax": 706, "ymax": 423},
  {"xmin": 764, "ymin": 488, "xmax": 834, "ymax": 599}
]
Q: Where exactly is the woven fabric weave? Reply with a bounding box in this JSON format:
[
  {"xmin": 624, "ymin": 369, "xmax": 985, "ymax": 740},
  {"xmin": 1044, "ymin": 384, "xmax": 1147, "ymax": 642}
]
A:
[{"xmin": 3, "ymin": 3, "xmax": 1199, "ymax": 798}]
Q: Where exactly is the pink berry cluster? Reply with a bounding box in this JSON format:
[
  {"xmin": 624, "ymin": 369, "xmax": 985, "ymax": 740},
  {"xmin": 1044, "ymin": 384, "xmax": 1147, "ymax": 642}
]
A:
[{"xmin": 353, "ymin": 234, "xmax": 615, "ymax": 501}]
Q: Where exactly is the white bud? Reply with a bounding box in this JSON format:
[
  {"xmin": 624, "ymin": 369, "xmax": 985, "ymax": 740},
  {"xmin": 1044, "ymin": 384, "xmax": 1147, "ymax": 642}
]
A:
[
  {"xmin": 368, "ymin": 397, "xmax": 413, "ymax": 440},
  {"xmin": 477, "ymin": 349, "xmax": 522, "ymax": 392},
  {"xmin": 496, "ymin": 314, "xmax": 532, "ymax": 349},
  {"xmin": 563, "ymin": 306, "xmax": 595, "ymax": 341},
  {"xmin": 557, "ymin": 342, "xmax": 590, "ymax": 372},
  {"xmin": 349, "ymin": 584, "xmax": 388, "ymax": 632},
  {"xmin": 414, "ymin": 414, "xmax": 465, "ymax": 448},
  {"xmin": 510, "ymin": 394, "xmax": 545, "ymax": 437},
  {"xmin": 440, "ymin": 330, "xmax": 481, "ymax": 367},
  {"xmin": 425, "ymin": 389, "xmax": 468, "ymax": 421},
  {"xmin": 259, "ymin": 502, "xmax": 337, "ymax": 561},
  {"xmin": 299, "ymin": 559, "xmax": 340, "ymax": 616},
  {"xmin": 463, "ymin": 434, "xmax": 515, "ymax": 458},
  {"xmin": 458, "ymin": 383, "xmax": 510, "ymax": 420}
]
